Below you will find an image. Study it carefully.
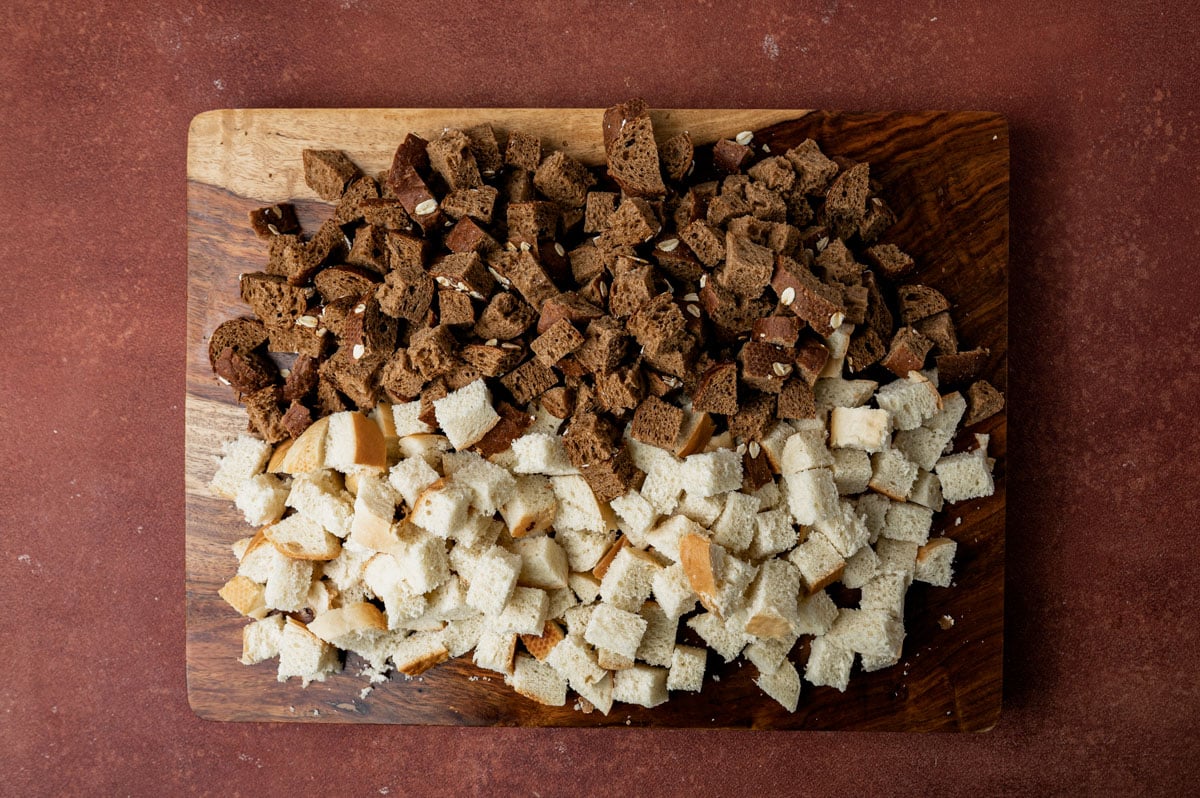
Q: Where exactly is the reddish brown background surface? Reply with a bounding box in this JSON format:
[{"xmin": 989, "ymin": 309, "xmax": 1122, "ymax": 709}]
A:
[{"xmin": 1, "ymin": 1, "xmax": 1196, "ymax": 795}]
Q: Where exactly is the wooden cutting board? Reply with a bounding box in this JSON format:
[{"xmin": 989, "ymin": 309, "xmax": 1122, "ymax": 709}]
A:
[{"xmin": 187, "ymin": 108, "xmax": 1007, "ymax": 729}]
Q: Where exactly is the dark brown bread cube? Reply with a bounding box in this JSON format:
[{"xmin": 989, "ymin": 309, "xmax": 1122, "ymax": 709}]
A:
[
  {"xmin": 764, "ymin": 221, "xmax": 802, "ymax": 256},
  {"xmin": 536, "ymin": 240, "xmax": 572, "ymax": 287},
  {"xmin": 846, "ymin": 328, "xmax": 886, "ymax": 374},
  {"xmin": 501, "ymin": 168, "xmax": 537, "ymax": 204},
  {"xmin": 438, "ymin": 289, "xmax": 476, "ymax": 328},
  {"xmin": 389, "ymin": 133, "xmax": 431, "ymax": 180},
  {"xmin": 443, "ymin": 363, "xmax": 486, "ymax": 391},
  {"xmin": 629, "ymin": 396, "xmax": 684, "ymax": 450},
  {"xmin": 840, "ymin": 283, "xmax": 869, "ymax": 325},
  {"xmin": 653, "ymin": 244, "xmax": 705, "ymax": 287},
  {"xmin": 379, "ymin": 349, "xmax": 426, "ymax": 402},
  {"xmin": 249, "ymin": 203, "xmax": 301, "ymax": 239},
  {"xmin": 713, "ymin": 138, "xmax": 753, "ymax": 174},
  {"xmin": 430, "ymin": 252, "xmax": 495, "ymax": 300},
  {"xmin": 915, "ymin": 311, "xmax": 958, "ymax": 354},
  {"xmin": 537, "ymin": 292, "xmax": 604, "ymax": 335},
  {"xmin": 718, "ymin": 231, "xmax": 774, "ymax": 297},
  {"xmin": 534, "ymin": 150, "xmax": 596, "ymax": 208},
  {"xmin": 857, "ymin": 196, "xmax": 896, "ymax": 243},
  {"xmin": 392, "ymin": 175, "xmax": 442, "ymax": 234},
  {"xmin": 283, "ymin": 354, "xmax": 320, "ymax": 403},
  {"xmin": 302, "ymin": 149, "xmax": 360, "ymax": 201},
  {"xmin": 881, "ymin": 326, "xmax": 934, "ymax": 377},
  {"xmin": 580, "ymin": 446, "xmax": 644, "ymax": 503},
  {"xmin": 318, "ymin": 296, "xmax": 357, "ymax": 339},
  {"xmin": 659, "ymin": 131, "xmax": 694, "ymax": 182},
  {"xmin": 609, "ymin": 262, "xmax": 657, "ymax": 318},
  {"xmin": 771, "ymin": 254, "xmax": 846, "ymax": 337},
  {"xmin": 643, "ymin": 370, "xmax": 683, "ymax": 399},
  {"xmin": 745, "ymin": 182, "xmax": 788, "ymax": 222},
  {"xmin": 752, "ymin": 315, "xmax": 802, "ymax": 347},
  {"xmin": 540, "ymin": 386, "xmax": 575, "ymax": 419},
  {"xmin": 441, "ymin": 186, "xmax": 500, "ymax": 224},
  {"xmin": 266, "ymin": 233, "xmax": 301, "ymax": 277},
  {"xmin": 602, "ymin": 98, "xmax": 666, "ymax": 198},
  {"xmin": 584, "ymin": 191, "xmax": 621, "ymax": 234},
  {"xmin": 472, "ymin": 402, "xmax": 535, "ymax": 458},
  {"xmin": 784, "ymin": 139, "xmax": 839, "ymax": 195},
  {"xmin": 281, "ymin": 218, "xmax": 344, "ymax": 285},
  {"xmin": 507, "ymin": 201, "xmax": 561, "ymax": 247},
  {"xmin": 376, "ymin": 262, "xmax": 434, "ymax": 322},
  {"xmin": 699, "ymin": 279, "xmax": 771, "ymax": 337},
  {"xmin": 595, "ymin": 366, "xmax": 646, "ymax": 413},
  {"xmin": 706, "ymin": 192, "xmax": 751, "ymax": 228},
  {"xmin": 347, "ymin": 225, "xmax": 390, "ymax": 273},
  {"xmin": 628, "ymin": 292, "xmax": 688, "ymax": 352},
  {"xmin": 785, "ymin": 192, "xmax": 815, "ymax": 227},
  {"xmin": 265, "ymin": 320, "xmax": 329, "ymax": 360},
  {"xmin": 475, "ymin": 292, "xmax": 536, "ymax": 341},
  {"xmin": 334, "ymin": 176, "xmax": 380, "ymax": 225},
  {"xmin": 864, "ymin": 243, "xmax": 916, "ymax": 280},
  {"xmin": 314, "ymin": 265, "xmax": 380, "ymax": 305},
  {"xmin": 531, "ymin": 318, "xmax": 586, "ymax": 366},
  {"xmin": 898, "ymin": 284, "xmax": 951, "ymax": 323},
  {"xmin": 244, "ymin": 386, "xmax": 289, "ymax": 443},
  {"xmin": 418, "ymin": 379, "xmax": 449, "ymax": 427},
  {"xmin": 445, "ymin": 216, "xmax": 499, "ymax": 257},
  {"xmin": 213, "ymin": 346, "xmax": 276, "ymax": 394},
  {"xmin": 680, "ymin": 220, "xmax": 726, "ymax": 267},
  {"xmin": 385, "ymin": 230, "xmax": 429, "ymax": 271},
  {"xmin": 501, "ymin": 358, "xmax": 559, "ymax": 404},
  {"xmin": 936, "ymin": 347, "xmax": 991, "ymax": 387},
  {"xmin": 561, "ymin": 205, "xmax": 585, "ymax": 233},
  {"xmin": 208, "ymin": 317, "xmax": 269, "ymax": 368},
  {"xmin": 464, "ymin": 124, "xmax": 504, "ymax": 175},
  {"xmin": 692, "ymin": 362, "xmax": 739, "ymax": 415},
  {"xmin": 462, "ymin": 341, "xmax": 524, "ymax": 377},
  {"xmin": 340, "ymin": 296, "xmax": 398, "ymax": 362},
  {"xmin": 556, "ymin": 356, "xmax": 588, "ymax": 383},
  {"xmin": 576, "ymin": 316, "xmax": 629, "ymax": 374},
  {"xmin": 599, "ymin": 197, "xmax": 661, "ymax": 248},
  {"xmin": 965, "ymin": 379, "xmax": 1005, "ymax": 426},
  {"xmin": 281, "ymin": 402, "xmax": 313, "ymax": 439},
  {"xmin": 408, "ymin": 325, "xmax": 461, "ymax": 380},
  {"xmin": 793, "ymin": 338, "xmax": 831, "ymax": 385},
  {"xmin": 743, "ymin": 447, "xmax": 774, "ymax": 491},
  {"xmin": 568, "ymin": 243, "xmax": 607, "ymax": 284},
  {"xmin": 671, "ymin": 185, "xmax": 709, "ymax": 231},
  {"xmin": 748, "ymin": 156, "xmax": 796, "ymax": 194},
  {"xmin": 815, "ymin": 239, "xmax": 863, "ymax": 285},
  {"xmin": 563, "ymin": 411, "xmax": 622, "ymax": 468},
  {"xmin": 739, "ymin": 340, "xmax": 792, "ymax": 394},
  {"xmin": 863, "ymin": 270, "xmax": 894, "ymax": 339},
  {"xmin": 316, "ymin": 373, "xmax": 350, "ymax": 415},
  {"xmin": 427, "ymin": 129, "xmax": 482, "ymax": 191},
  {"xmin": 386, "ymin": 135, "xmax": 441, "ymax": 233},
  {"xmin": 729, "ymin": 392, "xmax": 776, "ymax": 441},
  {"xmin": 777, "ymin": 378, "xmax": 817, "ymax": 420},
  {"xmin": 505, "ymin": 131, "xmax": 542, "ymax": 171},
  {"xmin": 240, "ymin": 272, "xmax": 311, "ymax": 328}
]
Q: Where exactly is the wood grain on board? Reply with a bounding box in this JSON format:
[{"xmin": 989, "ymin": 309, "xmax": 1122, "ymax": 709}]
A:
[{"xmin": 187, "ymin": 108, "xmax": 1007, "ymax": 729}]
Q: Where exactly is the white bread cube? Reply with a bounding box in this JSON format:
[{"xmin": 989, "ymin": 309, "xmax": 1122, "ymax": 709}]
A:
[
  {"xmin": 635, "ymin": 602, "xmax": 677, "ymax": 667},
  {"xmin": 446, "ymin": 452, "xmax": 517, "ymax": 514},
  {"xmin": 452, "ymin": 513, "xmax": 502, "ymax": 549},
  {"xmin": 392, "ymin": 400, "xmax": 433, "ymax": 437},
  {"xmin": 349, "ymin": 475, "xmax": 400, "ymax": 552},
  {"xmin": 925, "ymin": 390, "xmax": 968, "ymax": 435},
  {"xmin": 235, "ymin": 473, "xmax": 290, "ymax": 527},
  {"xmin": 440, "ymin": 615, "xmax": 485, "ymax": 658},
  {"xmin": 236, "ymin": 533, "xmax": 279, "ymax": 583},
  {"xmin": 676, "ymin": 491, "xmax": 726, "ymax": 528},
  {"xmin": 597, "ymin": 646, "xmax": 635, "ymax": 673},
  {"xmin": 387, "ymin": 456, "xmax": 440, "ymax": 509},
  {"xmin": 754, "ymin": 659, "xmax": 801, "ymax": 712},
  {"xmin": 263, "ymin": 554, "xmax": 315, "ymax": 613},
  {"xmin": 424, "ymin": 574, "xmax": 474, "ymax": 621},
  {"xmin": 551, "ymin": 474, "xmax": 614, "ymax": 535},
  {"xmin": 640, "ymin": 459, "xmax": 684, "ymax": 515},
  {"xmin": 473, "ymin": 628, "xmax": 518, "ymax": 675},
  {"xmin": 393, "ymin": 527, "xmax": 450, "ymax": 594},
  {"xmin": 830, "ymin": 448, "xmax": 872, "ymax": 495},
  {"xmin": 645, "ymin": 514, "xmax": 704, "ymax": 562},
  {"xmin": 784, "ymin": 467, "xmax": 839, "ymax": 526},
  {"xmin": 231, "ymin": 536, "xmax": 254, "ymax": 562},
  {"xmin": 936, "ymin": 452, "xmax": 995, "ymax": 503},
  {"xmin": 500, "ymin": 474, "xmax": 557, "ymax": 538},
  {"xmin": 324, "ymin": 411, "xmax": 387, "ymax": 473},
  {"xmin": 433, "ymin": 379, "xmax": 500, "ymax": 450},
  {"xmin": 829, "ymin": 406, "xmax": 891, "ymax": 453},
  {"xmin": 264, "ymin": 513, "xmax": 342, "ymax": 561},
  {"xmin": 544, "ymin": 633, "xmax": 606, "ymax": 686},
  {"xmin": 908, "ymin": 469, "xmax": 944, "ymax": 511},
  {"xmin": 793, "ymin": 589, "xmax": 839, "ymax": 637},
  {"xmin": 219, "ymin": 575, "xmax": 268, "ymax": 620},
  {"xmin": 305, "ymin": 602, "xmax": 388, "ymax": 648},
  {"xmin": 710, "ymin": 490, "xmax": 761, "ymax": 553},
  {"xmin": 743, "ymin": 559, "xmax": 802, "ymax": 639},
  {"xmin": 869, "ymin": 448, "xmax": 919, "ymax": 501},
  {"xmin": 277, "ymin": 618, "xmax": 340, "ymax": 686},
  {"xmin": 545, "ymin": 587, "xmax": 577, "ymax": 620},
  {"xmin": 612, "ymin": 664, "xmax": 669, "ymax": 708},
  {"xmin": 820, "ymin": 322, "xmax": 853, "ymax": 378},
  {"xmin": 599, "ymin": 547, "xmax": 659, "ymax": 612},
  {"xmin": 210, "ymin": 434, "xmax": 272, "ymax": 500},
  {"xmin": 713, "ymin": 554, "xmax": 758, "ymax": 618},
  {"xmin": 829, "ymin": 608, "xmax": 905, "ymax": 662},
  {"xmin": 584, "ymin": 603, "xmax": 647, "ymax": 660},
  {"xmin": 891, "ymin": 426, "xmax": 950, "ymax": 472},
  {"xmin": 883, "ymin": 501, "xmax": 934, "ymax": 545},
  {"xmin": 914, "ymin": 537, "xmax": 958, "ymax": 587},
  {"xmin": 667, "ymin": 644, "xmax": 707, "ymax": 692},
  {"xmin": 780, "ymin": 428, "xmax": 833, "ymax": 473},
  {"xmin": 511, "ymin": 433, "xmax": 577, "ymax": 476},
  {"xmin": 787, "ymin": 530, "xmax": 846, "ymax": 595},
  {"xmin": 465, "ymin": 545, "xmax": 522, "ymax": 616},
  {"xmin": 493, "ymin": 586, "xmax": 549, "ymax": 636},
  {"xmin": 510, "ymin": 653, "xmax": 568, "ymax": 706},
  {"xmin": 842, "ymin": 544, "xmax": 880, "ymax": 589},
  {"xmin": 320, "ymin": 545, "xmax": 371, "ymax": 594},
  {"xmin": 286, "ymin": 471, "xmax": 354, "ymax": 538},
  {"xmin": 805, "ymin": 635, "xmax": 853, "ymax": 691},
  {"xmin": 875, "ymin": 371, "xmax": 941, "ymax": 431},
  {"xmin": 650, "ymin": 562, "xmax": 698, "ymax": 619},
  {"xmin": 860, "ymin": 571, "xmax": 911, "ymax": 619},
  {"xmin": 757, "ymin": 421, "xmax": 796, "ymax": 473},
  {"xmin": 686, "ymin": 610, "xmax": 750, "ymax": 663},
  {"xmin": 527, "ymin": 402, "xmax": 565, "ymax": 436},
  {"xmin": 562, "ymin": 604, "xmax": 596, "ymax": 638},
  {"xmin": 679, "ymin": 449, "xmax": 742, "ymax": 498},
  {"xmin": 860, "ymin": 649, "xmax": 902, "ymax": 672},
  {"xmin": 744, "ymin": 633, "xmax": 798, "ymax": 676},
  {"xmin": 624, "ymin": 434, "xmax": 673, "ymax": 472},
  {"xmin": 508, "ymin": 535, "xmax": 569, "ymax": 590},
  {"xmin": 363, "ymin": 555, "xmax": 427, "ymax": 628},
  {"xmin": 411, "ymin": 479, "xmax": 472, "ymax": 538},
  {"xmin": 814, "ymin": 500, "xmax": 870, "ymax": 558},
  {"xmin": 855, "ymin": 492, "xmax": 892, "ymax": 544},
  {"xmin": 752, "ymin": 479, "xmax": 784, "ymax": 510},
  {"xmin": 556, "ymin": 527, "xmax": 615, "ymax": 573},
  {"xmin": 610, "ymin": 490, "xmax": 659, "ymax": 547},
  {"xmin": 240, "ymin": 613, "xmax": 286, "ymax": 665},
  {"xmin": 568, "ymin": 572, "xmax": 602, "ymax": 604},
  {"xmin": 397, "ymin": 433, "xmax": 452, "ymax": 465},
  {"xmin": 747, "ymin": 508, "xmax": 798, "ymax": 560},
  {"xmin": 814, "ymin": 377, "xmax": 878, "ymax": 411},
  {"xmin": 874, "ymin": 538, "xmax": 920, "ymax": 580}
]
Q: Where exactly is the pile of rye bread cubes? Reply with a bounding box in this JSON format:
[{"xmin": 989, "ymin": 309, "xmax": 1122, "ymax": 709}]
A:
[{"xmin": 208, "ymin": 99, "xmax": 1004, "ymax": 714}]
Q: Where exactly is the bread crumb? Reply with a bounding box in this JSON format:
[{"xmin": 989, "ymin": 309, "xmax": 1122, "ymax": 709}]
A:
[
  {"xmin": 938, "ymin": 615, "xmax": 955, "ymax": 630},
  {"xmin": 311, "ymin": 709, "xmax": 320, "ymax": 716},
  {"xmin": 360, "ymin": 687, "xmax": 373, "ymax": 700}
]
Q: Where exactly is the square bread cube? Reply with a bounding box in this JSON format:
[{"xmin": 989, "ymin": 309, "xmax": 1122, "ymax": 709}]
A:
[
  {"xmin": 667, "ymin": 644, "xmax": 707, "ymax": 692},
  {"xmin": 599, "ymin": 547, "xmax": 659, "ymax": 612},
  {"xmin": 493, "ymin": 586, "xmax": 550, "ymax": 636},
  {"xmin": 411, "ymin": 480, "xmax": 472, "ymax": 538},
  {"xmin": 235, "ymin": 473, "xmax": 289, "ymax": 527},
  {"xmin": 651, "ymin": 562, "xmax": 698, "ymax": 619},
  {"xmin": 874, "ymin": 371, "xmax": 941, "ymax": 431},
  {"xmin": 388, "ymin": 456, "xmax": 440, "ymax": 509},
  {"xmin": 465, "ymin": 546, "xmax": 522, "ymax": 616},
  {"xmin": 914, "ymin": 537, "xmax": 958, "ymax": 587},
  {"xmin": 511, "ymin": 433, "xmax": 577, "ymax": 476},
  {"xmin": 635, "ymin": 602, "xmax": 678, "ymax": 667},
  {"xmin": 510, "ymin": 653, "xmax": 568, "ymax": 706},
  {"xmin": 754, "ymin": 659, "xmax": 801, "ymax": 712},
  {"xmin": 829, "ymin": 406, "xmax": 891, "ymax": 452},
  {"xmin": 805, "ymin": 635, "xmax": 853, "ymax": 691},
  {"xmin": 678, "ymin": 449, "xmax": 742, "ymax": 498},
  {"xmin": 883, "ymin": 501, "xmax": 934, "ymax": 545},
  {"xmin": 710, "ymin": 490, "xmax": 761, "ymax": 554},
  {"xmin": 584, "ymin": 603, "xmax": 648, "ymax": 661},
  {"xmin": 610, "ymin": 490, "xmax": 659, "ymax": 547},
  {"xmin": 935, "ymin": 451, "xmax": 995, "ymax": 503},
  {"xmin": 500, "ymin": 474, "xmax": 558, "ymax": 538},
  {"xmin": 869, "ymin": 448, "xmax": 919, "ymax": 501},
  {"xmin": 784, "ymin": 467, "xmax": 839, "ymax": 526},
  {"xmin": 830, "ymin": 448, "xmax": 872, "ymax": 495},
  {"xmin": 433, "ymin": 378, "xmax": 500, "ymax": 450},
  {"xmin": 780, "ymin": 428, "xmax": 833, "ymax": 474},
  {"xmin": 746, "ymin": 507, "xmax": 798, "ymax": 560},
  {"xmin": 613, "ymin": 664, "xmax": 669, "ymax": 708},
  {"xmin": 473, "ymin": 628, "xmax": 518, "ymax": 675},
  {"xmin": 392, "ymin": 400, "xmax": 434, "ymax": 436}
]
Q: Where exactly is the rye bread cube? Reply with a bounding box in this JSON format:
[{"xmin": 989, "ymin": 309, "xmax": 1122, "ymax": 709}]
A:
[
  {"xmin": 739, "ymin": 340, "xmax": 793, "ymax": 394},
  {"xmin": 599, "ymin": 197, "xmax": 661, "ymax": 248},
  {"xmin": 376, "ymin": 262, "xmax": 434, "ymax": 322},
  {"xmin": 346, "ymin": 225, "xmax": 389, "ymax": 273},
  {"xmin": 280, "ymin": 218, "xmax": 344, "ymax": 285},
  {"xmin": 752, "ymin": 315, "xmax": 802, "ymax": 348},
  {"xmin": 475, "ymin": 292, "xmax": 536, "ymax": 341},
  {"xmin": 531, "ymin": 318, "xmax": 586, "ymax": 367},
  {"xmin": 501, "ymin": 358, "xmax": 559, "ymax": 405},
  {"xmin": 507, "ymin": 201, "xmax": 560, "ymax": 247},
  {"xmin": 505, "ymin": 131, "xmax": 542, "ymax": 171},
  {"xmin": 771, "ymin": 254, "xmax": 846, "ymax": 337},
  {"xmin": 609, "ymin": 262, "xmax": 657, "ymax": 318},
  {"xmin": 713, "ymin": 138, "xmax": 753, "ymax": 173},
  {"xmin": 777, "ymin": 377, "xmax": 817, "ymax": 420},
  {"xmin": 575, "ymin": 316, "xmax": 630, "ymax": 375},
  {"xmin": 429, "ymin": 252, "xmax": 495, "ymax": 300},
  {"xmin": 717, "ymin": 231, "xmax": 774, "ymax": 298},
  {"xmin": 630, "ymin": 396, "xmax": 686, "ymax": 451},
  {"xmin": 814, "ymin": 239, "xmax": 862, "ymax": 285},
  {"xmin": 441, "ymin": 185, "xmax": 499, "ymax": 224},
  {"xmin": 563, "ymin": 411, "xmax": 622, "ymax": 468},
  {"xmin": 505, "ymin": 250, "xmax": 560, "ymax": 309},
  {"xmin": 745, "ymin": 182, "xmax": 788, "ymax": 223},
  {"xmin": 595, "ymin": 366, "xmax": 646, "ymax": 414},
  {"xmin": 427, "ymin": 128, "xmax": 482, "ymax": 191},
  {"xmin": 680, "ymin": 219, "xmax": 726, "ymax": 267},
  {"xmin": 864, "ymin": 243, "xmax": 916, "ymax": 281},
  {"xmin": 584, "ymin": 191, "xmax": 621, "ymax": 233},
  {"xmin": 659, "ymin": 130, "xmax": 694, "ymax": 183},
  {"xmin": 302, "ymin": 149, "xmax": 360, "ymax": 201},
  {"xmin": 534, "ymin": 150, "xmax": 595, "ymax": 208},
  {"xmin": 602, "ymin": 98, "xmax": 666, "ymax": 198},
  {"xmin": 692, "ymin": 362, "xmax": 739, "ymax": 415},
  {"xmin": 408, "ymin": 325, "xmax": 460, "ymax": 380},
  {"xmin": 240, "ymin": 272, "xmax": 311, "ymax": 329},
  {"xmin": 248, "ymin": 203, "xmax": 300, "ymax": 239},
  {"xmin": 880, "ymin": 326, "xmax": 934, "ymax": 377},
  {"xmin": 444, "ymin": 216, "xmax": 498, "ymax": 256}
]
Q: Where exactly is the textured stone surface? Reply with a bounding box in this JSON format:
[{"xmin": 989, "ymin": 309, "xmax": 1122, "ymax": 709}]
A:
[{"xmin": 0, "ymin": 1, "xmax": 1197, "ymax": 794}]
